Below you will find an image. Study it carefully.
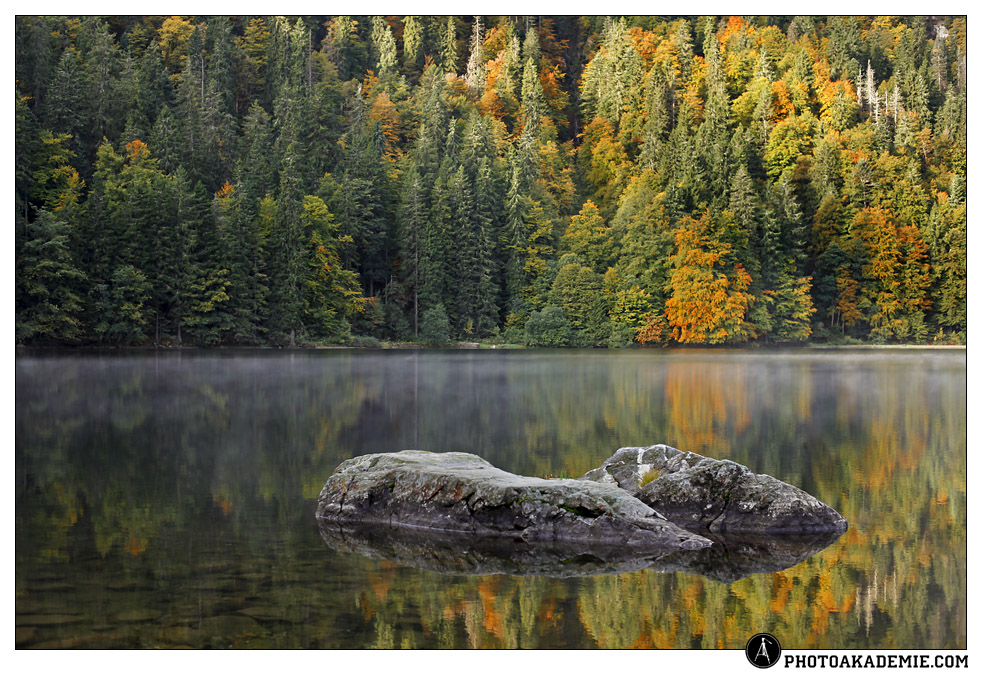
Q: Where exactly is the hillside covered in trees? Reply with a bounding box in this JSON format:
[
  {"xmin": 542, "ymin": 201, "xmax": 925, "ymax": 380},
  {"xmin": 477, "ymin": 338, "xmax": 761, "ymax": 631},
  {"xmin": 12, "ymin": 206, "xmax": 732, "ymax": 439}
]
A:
[{"xmin": 15, "ymin": 15, "xmax": 967, "ymax": 347}]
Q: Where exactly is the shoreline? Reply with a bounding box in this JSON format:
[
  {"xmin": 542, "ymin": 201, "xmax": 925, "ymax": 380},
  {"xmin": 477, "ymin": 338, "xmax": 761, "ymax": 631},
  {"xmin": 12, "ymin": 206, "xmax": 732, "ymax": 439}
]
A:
[{"xmin": 14, "ymin": 342, "xmax": 967, "ymax": 352}]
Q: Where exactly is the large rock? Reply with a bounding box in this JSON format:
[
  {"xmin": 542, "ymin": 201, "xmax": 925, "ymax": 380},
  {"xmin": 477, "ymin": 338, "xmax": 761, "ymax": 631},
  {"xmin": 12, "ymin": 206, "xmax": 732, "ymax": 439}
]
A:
[
  {"xmin": 581, "ymin": 445, "xmax": 848, "ymax": 534},
  {"xmin": 316, "ymin": 450, "xmax": 710, "ymax": 551}
]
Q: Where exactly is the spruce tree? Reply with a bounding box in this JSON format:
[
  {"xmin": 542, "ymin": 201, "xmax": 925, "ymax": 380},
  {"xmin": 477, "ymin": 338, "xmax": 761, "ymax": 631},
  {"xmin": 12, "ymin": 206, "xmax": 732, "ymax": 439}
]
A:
[
  {"xmin": 16, "ymin": 210, "xmax": 87, "ymax": 344},
  {"xmin": 440, "ymin": 17, "xmax": 458, "ymax": 74}
]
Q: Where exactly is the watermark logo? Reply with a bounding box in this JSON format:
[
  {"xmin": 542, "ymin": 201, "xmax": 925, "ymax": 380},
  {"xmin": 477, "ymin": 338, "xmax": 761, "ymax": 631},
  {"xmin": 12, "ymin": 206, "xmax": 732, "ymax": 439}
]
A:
[{"xmin": 746, "ymin": 633, "xmax": 782, "ymax": 668}]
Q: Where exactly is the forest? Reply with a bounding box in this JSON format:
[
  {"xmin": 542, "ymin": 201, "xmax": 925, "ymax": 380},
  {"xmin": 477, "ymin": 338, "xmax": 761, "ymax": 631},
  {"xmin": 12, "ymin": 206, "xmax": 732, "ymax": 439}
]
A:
[{"xmin": 14, "ymin": 15, "xmax": 968, "ymax": 347}]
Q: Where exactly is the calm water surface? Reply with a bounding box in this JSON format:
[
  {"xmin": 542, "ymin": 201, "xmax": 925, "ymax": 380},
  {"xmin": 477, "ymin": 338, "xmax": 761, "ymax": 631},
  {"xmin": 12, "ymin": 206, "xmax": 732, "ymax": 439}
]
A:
[{"xmin": 15, "ymin": 349, "xmax": 966, "ymax": 649}]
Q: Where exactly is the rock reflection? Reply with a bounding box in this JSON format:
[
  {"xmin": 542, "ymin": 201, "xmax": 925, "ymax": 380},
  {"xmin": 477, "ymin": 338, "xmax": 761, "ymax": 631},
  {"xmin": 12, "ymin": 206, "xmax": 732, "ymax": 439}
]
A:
[
  {"xmin": 318, "ymin": 519, "xmax": 845, "ymax": 582},
  {"xmin": 650, "ymin": 529, "xmax": 847, "ymax": 583}
]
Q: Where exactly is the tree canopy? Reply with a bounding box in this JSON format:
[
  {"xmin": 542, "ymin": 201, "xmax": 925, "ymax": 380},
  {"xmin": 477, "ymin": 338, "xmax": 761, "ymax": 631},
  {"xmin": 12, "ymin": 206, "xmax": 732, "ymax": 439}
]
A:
[{"xmin": 15, "ymin": 15, "xmax": 967, "ymax": 346}]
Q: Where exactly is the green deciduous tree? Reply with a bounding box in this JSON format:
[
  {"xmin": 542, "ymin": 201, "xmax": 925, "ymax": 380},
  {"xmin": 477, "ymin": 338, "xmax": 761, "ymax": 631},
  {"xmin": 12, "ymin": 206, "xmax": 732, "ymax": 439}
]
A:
[
  {"xmin": 551, "ymin": 257, "xmax": 607, "ymax": 344},
  {"xmin": 524, "ymin": 304, "xmax": 572, "ymax": 347},
  {"xmin": 561, "ymin": 200, "xmax": 613, "ymax": 273},
  {"xmin": 420, "ymin": 302, "xmax": 452, "ymax": 346}
]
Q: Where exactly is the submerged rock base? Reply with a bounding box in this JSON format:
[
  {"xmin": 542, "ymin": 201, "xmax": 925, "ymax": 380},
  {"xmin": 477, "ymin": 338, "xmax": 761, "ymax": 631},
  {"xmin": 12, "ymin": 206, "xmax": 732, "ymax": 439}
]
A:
[
  {"xmin": 318, "ymin": 517, "xmax": 845, "ymax": 582},
  {"xmin": 316, "ymin": 450, "xmax": 711, "ymax": 551},
  {"xmin": 318, "ymin": 519, "xmax": 688, "ymax": 577}
]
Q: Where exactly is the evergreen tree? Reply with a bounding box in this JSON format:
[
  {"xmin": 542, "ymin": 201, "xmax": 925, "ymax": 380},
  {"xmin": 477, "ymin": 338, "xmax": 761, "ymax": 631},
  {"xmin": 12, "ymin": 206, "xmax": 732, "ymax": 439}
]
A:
[
  {"xmin": 579, "ymin": 19, "xmax": 642, "ymax": 132},
  {"xmin": 16, "ymin": 210, "xmax": 87, "ymax": 344},
  {"xmin": 182, "ymin": 179, "xmax": 233, "ymax": 345},
  {"xmin": 465, "ymin": 16, "xmax": 486, "ymax": 93},
  {"xmin": 267, "ymin": 142, "xmax": 307, "ymax": 345},
  {"xmin": 694, "ymin": 33, "xmax": 735, "ymax": 207},
  {"xmin": 93, "ymin": 264, "xmax": 152, "ymax": 345},
  {"xmin": 83, "ymin": 18, "xmax": 125, "ymax": 153},
  {"xmin": 419, "ymin": 302, "xmax": 452, "ymax": 346},
  {"xmin": 10, "ymin": 16, "xmax": 970, "ymax": 347},
  {"xmin": 43, "ymin": 48, "xmax": 88, "ymax": 165},
  {"xmin": 301, "ymin": 195, "xmax": 364, "ymax": 340},
  {"xmin": 14, "ymin": 16, "xmax": 59, "ymax": 116},
  {"xmin": 215, "ymin": 183, "xmax": 269, "ymax": 344},
  {"xmin": 371, "ymin": 16, "xmax": 398, "ymax": 80},
  {"xmin": 402, "ymin": 16, "xmax": 424, "ymax": 77},
  {"xmin": 334, "ymin": 91, "xmax": 394, "ymax": 298},
  {"xmin": 551, "ymin": 257, "xmax": 607, "ymax": 344},
  {"xmin": 136, "ymin": 41, "xmax": 174, "ymax": 128},
  {"xmin": 440, "ymin": 17, "xmax": 459, "ymax": 74},
  {"xmin": 398, "ymin": 167, "xmax": 426, "ymax": 336}
]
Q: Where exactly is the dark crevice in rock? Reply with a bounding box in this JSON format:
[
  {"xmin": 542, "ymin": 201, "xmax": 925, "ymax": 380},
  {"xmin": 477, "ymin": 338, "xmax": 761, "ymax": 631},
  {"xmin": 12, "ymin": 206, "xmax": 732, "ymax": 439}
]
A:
[{"xmin": 706, "ymin": 491, "xmax": 731, "ymax": 532}]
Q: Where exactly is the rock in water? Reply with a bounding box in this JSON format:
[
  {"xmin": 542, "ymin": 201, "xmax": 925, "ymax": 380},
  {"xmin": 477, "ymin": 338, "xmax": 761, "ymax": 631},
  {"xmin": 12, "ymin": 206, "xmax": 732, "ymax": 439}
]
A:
[
  {"xmin": 581, "ymin": 445, "xmax": 848, "ymax": 534},
  {"xmin": 316, "ymin": 451, "xmax": 711, "ymax": 551}
]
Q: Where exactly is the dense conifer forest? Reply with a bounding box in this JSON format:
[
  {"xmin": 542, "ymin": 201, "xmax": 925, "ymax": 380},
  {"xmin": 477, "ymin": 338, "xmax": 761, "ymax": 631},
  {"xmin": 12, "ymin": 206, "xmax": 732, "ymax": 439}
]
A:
[{"xmin": 14, "ymin": 15, "xmax": 967, "ymax": 347}]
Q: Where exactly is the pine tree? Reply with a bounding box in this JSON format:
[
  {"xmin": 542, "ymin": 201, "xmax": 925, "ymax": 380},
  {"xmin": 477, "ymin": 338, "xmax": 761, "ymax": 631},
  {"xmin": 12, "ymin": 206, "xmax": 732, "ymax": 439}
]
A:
[
  {"xmin": 267, "ymin": 141, "xmax": 306, "ymax": 345},
  {"xmin": 694, "ymin": 33, "xmax": 735, "ymax": 207},
  {"xmin": 239, "ymin": 17, "xmax": 271, "ymax": 104},
  {"xmin": 398, "ymin": 167, "xmax": 426, "ymax": 336},
  {"xmin": 236, "ymin": 102, "xmax": 277, "ymax": 205},
  {"xmin": 402, "ymin": 16, "xmax": 424, "ymax": 77},
  {"xmin": 135, "ymin": 41, "xmax": 174, "ymax": 128},
  {"xmin": 83, "ymin": 18, "xmax": 124, "ymax": 151},
  {"xmin": 43, "ymin": 47, "xmax": 88, "ymax": 165},
  {"xmin": 453, "ymin": 113, "xmax": 500, "ymax": 334},
  {"xmin": 826, "ymin": 16, "xmax": 861, "ymax": 81},
  {"xmin": 465, "ymin": 16, "xmax": 486, "ymax": 93},
  {"xmin": 579, "ymin": 19, "xmax": 642, "ymax": 131},
  {"xmin": 181, "ymin": 179, "xmax": 233, "ymax": 345},
  {"xmin": 440, "ymin": 17, "xmax": 458, "ymax": 75},
  {"xmin": 9, "ymin": 15, "xmax": 970, "ymax": 348},
  {"xmin": 207, "ymin": 16, "xmax": 237, "ymax": 115},
  {"xmin": 301, "ymin": 195, "xmax": 364, "ymax": 340},
  {"xmin": 93, "ymin": 264, "xmax": 152, "ymax": 345},
  {"xmin": 334, "ymin": 90, "xmax": 394, "ymax": 298},
  {"xmin": 14, "ymin": 16, "xmax": 59, "ymax": 117},
  {"xmin": 214, "ymin": 182, "xmax": 268, "ymax": 344},
  {"xmin": 16, "ymin": 210, "xmax": 87, "ymax": 344},
  {"xmin": 324, "ymin": 15, "xmax": 362, "ymax": 82}
]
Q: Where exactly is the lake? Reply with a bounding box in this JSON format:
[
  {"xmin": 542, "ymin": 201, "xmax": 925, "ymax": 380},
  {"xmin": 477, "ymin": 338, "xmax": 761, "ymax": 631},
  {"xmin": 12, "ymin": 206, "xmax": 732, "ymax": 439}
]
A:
[{"xmin": 14, "ymin": 348, "xmax": 966, "ymax": 649}]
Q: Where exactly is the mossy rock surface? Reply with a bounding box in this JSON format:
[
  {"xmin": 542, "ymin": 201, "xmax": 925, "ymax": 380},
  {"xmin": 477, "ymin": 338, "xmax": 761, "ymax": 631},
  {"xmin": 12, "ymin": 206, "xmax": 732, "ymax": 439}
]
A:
[
  {"xmin": 317, "ymin": 450, "xmax": 710, "ymax": 551},
  {"xmin": 581, "ymin": 445, "xmax": 848, "ymax": 534}
]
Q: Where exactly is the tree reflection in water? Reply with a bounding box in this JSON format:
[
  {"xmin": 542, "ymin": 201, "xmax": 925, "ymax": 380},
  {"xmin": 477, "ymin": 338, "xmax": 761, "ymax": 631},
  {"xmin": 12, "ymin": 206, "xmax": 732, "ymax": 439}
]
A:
[{"xmin": 16, "ymin": 349, "xmax": 965, "ymax": 648}]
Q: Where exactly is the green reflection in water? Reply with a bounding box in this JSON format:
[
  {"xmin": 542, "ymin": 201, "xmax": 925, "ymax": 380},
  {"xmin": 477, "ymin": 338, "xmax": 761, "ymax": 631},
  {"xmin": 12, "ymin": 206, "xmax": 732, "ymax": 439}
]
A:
[{"xmin": 15, "ymin": 349, "xmax": 965, "ymax": 648}]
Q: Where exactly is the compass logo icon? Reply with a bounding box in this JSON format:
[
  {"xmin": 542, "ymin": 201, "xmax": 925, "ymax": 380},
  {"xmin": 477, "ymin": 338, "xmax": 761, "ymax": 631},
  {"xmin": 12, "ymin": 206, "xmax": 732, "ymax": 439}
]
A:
[{"xmin": 745, "ymin": 633, "xmax": 782, "ymax": 668}]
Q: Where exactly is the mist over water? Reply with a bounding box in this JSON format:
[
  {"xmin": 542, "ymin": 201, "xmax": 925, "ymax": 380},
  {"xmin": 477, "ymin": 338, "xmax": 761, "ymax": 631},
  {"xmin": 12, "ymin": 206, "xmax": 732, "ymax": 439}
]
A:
[{"xmin": 16, "ymin": 348, "xmax": 966, "ymax": 648}]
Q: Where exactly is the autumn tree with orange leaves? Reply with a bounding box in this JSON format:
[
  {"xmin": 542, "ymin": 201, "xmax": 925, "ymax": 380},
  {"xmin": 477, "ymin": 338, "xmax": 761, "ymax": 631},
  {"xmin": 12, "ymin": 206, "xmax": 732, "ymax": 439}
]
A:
[{"xmin": 665, "ymin": 213, "xmax": 756, "ymax": 344}]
